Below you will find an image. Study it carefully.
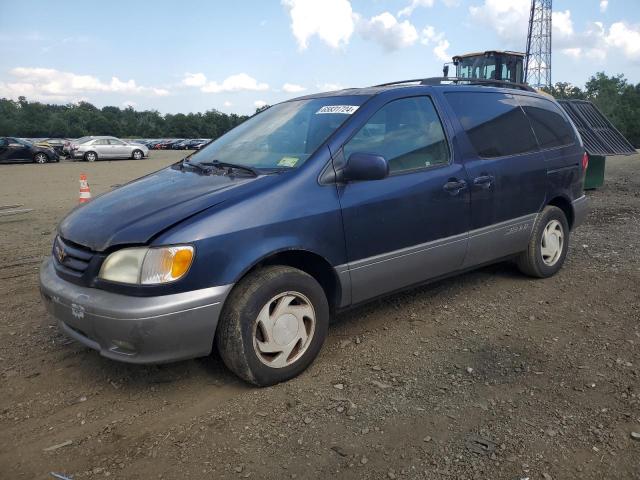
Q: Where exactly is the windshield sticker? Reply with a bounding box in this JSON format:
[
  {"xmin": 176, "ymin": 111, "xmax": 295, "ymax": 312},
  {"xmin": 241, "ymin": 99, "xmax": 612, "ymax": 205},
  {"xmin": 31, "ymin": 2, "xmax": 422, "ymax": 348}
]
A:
[
  {"xmin": 278, "ymin": 156, "xmax": 299, "ymax": 167},
  {"xmin": 315, "ymin": 105, "xmax": 359, "ymax": 115}
]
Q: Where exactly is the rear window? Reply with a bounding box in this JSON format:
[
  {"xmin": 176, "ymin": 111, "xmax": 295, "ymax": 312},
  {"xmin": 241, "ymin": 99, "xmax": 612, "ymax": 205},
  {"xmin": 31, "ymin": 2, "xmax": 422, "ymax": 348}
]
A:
[
  {"xmin": 445, "ymin": 91, "xmax": 538, "ymax": 158},
  {"xmin": 516, "ymin": 95, "xmax": 575, "ymax": 149}
]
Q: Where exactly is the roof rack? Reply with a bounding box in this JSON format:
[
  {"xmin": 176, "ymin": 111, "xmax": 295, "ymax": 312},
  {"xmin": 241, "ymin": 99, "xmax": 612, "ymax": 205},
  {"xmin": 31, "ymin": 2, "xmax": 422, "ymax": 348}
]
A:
[{"xmin": 372, "ymin": 77, "xmax": 536, "ymax": 92}]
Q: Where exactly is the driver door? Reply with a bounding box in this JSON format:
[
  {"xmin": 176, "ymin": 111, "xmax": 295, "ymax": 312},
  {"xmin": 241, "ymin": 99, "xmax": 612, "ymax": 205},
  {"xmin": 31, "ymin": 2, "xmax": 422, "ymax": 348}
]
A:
[
  {"xmin": 7, "ymin": 138, "xmax": 30, "ymax": 162},
  {"xmin": 336, "ymin": 96, "xmax": 470, "ymax": 304}
]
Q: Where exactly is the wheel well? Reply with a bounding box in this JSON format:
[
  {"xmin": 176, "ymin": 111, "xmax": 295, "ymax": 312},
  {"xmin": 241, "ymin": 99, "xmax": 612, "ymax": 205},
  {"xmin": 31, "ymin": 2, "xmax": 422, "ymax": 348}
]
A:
[
  {"xmin": 247, "ymin": 250, "xmax": 340, "ymax": 311},
  {"xmin": 548, "ymin": 196, "xmax": 574, "ymax": 229}
]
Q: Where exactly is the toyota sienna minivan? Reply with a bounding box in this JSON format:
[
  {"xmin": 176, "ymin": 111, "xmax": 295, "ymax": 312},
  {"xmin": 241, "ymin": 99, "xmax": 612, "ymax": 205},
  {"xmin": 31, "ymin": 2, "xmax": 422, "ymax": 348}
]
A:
[{"xmin": 40, "ymin": 80, "xmax": 589, "ymax": 386}]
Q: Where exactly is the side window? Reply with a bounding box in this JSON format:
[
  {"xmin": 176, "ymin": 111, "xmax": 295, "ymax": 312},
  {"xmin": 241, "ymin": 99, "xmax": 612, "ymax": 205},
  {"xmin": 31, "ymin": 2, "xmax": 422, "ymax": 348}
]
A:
[
  {"xmin": 344, "ymin": 96, "xmax": 450, "ymax": 174},
  {"xmin": 95, "ymin": 139, "xmax": 109, "ymax": 145},
  {"xmin": 517, "ymin": 96, "xmax": 575, "ymax": 149},
  {"xmin": 108, "ymin": 139, "xmax": 125, "ymax": 145},
  {"xmin": 0, "ymin": 138, "xmax": 7, "ymax": 147},
  {"xmin": 445, "ymin": 92, "xmax": 538, "ymax": 158}
]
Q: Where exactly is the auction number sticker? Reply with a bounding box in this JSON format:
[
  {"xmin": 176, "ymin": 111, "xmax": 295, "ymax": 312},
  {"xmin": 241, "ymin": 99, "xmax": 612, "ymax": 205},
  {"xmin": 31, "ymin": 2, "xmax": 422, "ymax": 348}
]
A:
[{"xmin": 316, "ymin": 105, "xmax": 359, "ymax": 115}]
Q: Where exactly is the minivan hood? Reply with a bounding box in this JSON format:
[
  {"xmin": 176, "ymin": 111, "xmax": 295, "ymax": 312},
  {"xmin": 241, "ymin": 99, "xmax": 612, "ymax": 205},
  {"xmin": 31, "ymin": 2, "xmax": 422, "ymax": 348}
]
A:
[{"xmin": 58, "ymin": 166, "xmax": 261, "ymax": 252}]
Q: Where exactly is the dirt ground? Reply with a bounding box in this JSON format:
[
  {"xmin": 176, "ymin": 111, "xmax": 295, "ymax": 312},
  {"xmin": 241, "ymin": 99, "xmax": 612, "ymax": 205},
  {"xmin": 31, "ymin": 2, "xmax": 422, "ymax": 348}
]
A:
[{"xmin": 0, "ymin": 151, "xmax": 638, "ymax": 480}]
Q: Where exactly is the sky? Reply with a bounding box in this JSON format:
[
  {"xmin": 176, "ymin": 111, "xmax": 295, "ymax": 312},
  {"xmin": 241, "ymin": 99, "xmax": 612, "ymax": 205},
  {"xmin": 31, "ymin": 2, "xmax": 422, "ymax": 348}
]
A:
[{"xmin": 0, "ymin": 0, "xmax": 639, "ymax": 115}]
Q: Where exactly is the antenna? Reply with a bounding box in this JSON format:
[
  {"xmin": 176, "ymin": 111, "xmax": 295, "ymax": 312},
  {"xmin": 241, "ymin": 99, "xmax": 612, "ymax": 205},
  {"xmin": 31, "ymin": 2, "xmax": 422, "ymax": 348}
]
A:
[{"xmin": 525, "ymin": 0, "xmax": 552, "ymax": 88}]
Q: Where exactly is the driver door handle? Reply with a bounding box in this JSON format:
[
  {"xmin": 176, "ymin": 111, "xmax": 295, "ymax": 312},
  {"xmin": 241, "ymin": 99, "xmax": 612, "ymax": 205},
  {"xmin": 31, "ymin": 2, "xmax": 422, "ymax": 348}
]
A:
[
  {"xmin": 473, "ymin": 175, "xmax": 494, "ymax": 189},
  {"xmin": 443, "ymin": 179, "xmax": 467, "ymax": 195}
]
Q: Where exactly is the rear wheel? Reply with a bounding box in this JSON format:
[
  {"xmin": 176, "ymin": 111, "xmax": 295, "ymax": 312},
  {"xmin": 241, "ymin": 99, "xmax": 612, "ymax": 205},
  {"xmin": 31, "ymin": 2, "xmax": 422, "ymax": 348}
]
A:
[
  {"xmin": 216, "ymin": 266, "xmax": 329, "ymax": 386},
  {"xmin": 33, "ymin": 152, "xmax": 48, "ymax": 164},
  {"xmin": 517, "ymin": 206, "xmax": 569, "ymax": 278},
  {"xmin": 84, "ymin": 151, "xmax": 97, "ymax": 162},
  {"xmin": 132, "ymin": 149, "xmax": 143, "ymax": 160}
]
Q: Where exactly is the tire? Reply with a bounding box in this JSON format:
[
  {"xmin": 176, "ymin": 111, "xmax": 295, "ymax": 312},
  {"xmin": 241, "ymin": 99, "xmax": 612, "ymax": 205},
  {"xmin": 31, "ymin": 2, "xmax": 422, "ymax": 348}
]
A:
[
  {"xmin": 33, "ymin": 152, "xmax": 48, "ymax": 164},
  {"xmin": 84, "ymin": 151, "xmax": 97, "ymax": 162},
  {"xmin": 132, "ymin": 149, "xmax": 143, "ymax": 160},
  {"xmin": 216, "ymin": 265, "xmax": 329, "ymax": 386},
  {"xmin": 517, "ymin": 206, "xmax": 569, "ymax": 278}
]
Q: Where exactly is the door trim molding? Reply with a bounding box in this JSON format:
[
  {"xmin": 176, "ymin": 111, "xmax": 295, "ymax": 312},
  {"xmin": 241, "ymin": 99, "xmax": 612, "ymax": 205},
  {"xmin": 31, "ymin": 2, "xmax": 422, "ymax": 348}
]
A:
[{"xmin": 336, "ymin": 212, "xmax": 537, "ymax": 273}]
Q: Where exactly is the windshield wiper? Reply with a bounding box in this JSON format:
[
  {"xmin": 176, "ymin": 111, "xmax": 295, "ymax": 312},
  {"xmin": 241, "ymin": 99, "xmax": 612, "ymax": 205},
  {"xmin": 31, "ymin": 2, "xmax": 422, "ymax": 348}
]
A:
[
  {"xmin": 181, "ymin": 159, "xmax": 210, "ymax": 173},
  {"xmin": 198, "ymin": 160, "xmax": 259, "ymax": 177}
]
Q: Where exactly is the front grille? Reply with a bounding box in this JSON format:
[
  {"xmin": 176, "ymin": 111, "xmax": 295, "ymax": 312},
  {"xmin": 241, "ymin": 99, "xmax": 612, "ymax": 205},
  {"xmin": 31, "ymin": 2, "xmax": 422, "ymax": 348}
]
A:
[{"xmin": 53, "ymin": 236, "xmax": 100, "ymax": 283}]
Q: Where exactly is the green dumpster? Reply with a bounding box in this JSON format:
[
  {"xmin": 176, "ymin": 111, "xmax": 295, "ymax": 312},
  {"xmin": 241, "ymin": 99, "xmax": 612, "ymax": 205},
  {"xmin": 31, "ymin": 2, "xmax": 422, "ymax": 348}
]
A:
[{"xmin": 584, "ymin": 154, "xmax": 605, "ymax": 190}]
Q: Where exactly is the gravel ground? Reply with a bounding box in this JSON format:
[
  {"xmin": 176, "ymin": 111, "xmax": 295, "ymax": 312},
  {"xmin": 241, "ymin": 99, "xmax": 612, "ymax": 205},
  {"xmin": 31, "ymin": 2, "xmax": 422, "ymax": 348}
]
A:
[{"xmin": 0, "ymin": 151, "xmax": 639, "ymax": 479}]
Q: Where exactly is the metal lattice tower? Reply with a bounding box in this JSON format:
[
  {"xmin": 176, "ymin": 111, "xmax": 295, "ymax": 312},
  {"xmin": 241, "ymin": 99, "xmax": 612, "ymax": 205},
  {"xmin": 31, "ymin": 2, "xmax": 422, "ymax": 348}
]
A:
[{"xmin": 525, "ymin": 0, "xmax": 552, "ymax": 88}]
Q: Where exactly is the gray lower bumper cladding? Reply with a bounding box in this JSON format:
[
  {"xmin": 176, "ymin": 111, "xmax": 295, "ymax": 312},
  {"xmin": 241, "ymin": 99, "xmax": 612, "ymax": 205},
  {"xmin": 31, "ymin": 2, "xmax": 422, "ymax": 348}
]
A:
[{"xmin": 39, "ymin": 257, "xmax": 232, "ymax": 364}]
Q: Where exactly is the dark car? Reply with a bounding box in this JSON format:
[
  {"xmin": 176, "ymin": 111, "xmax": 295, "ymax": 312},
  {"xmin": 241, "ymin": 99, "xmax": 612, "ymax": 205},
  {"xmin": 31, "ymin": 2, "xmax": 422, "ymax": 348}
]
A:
[
  {"xmin": 171, "ymin": 140, "xmax": 190, "ymax": 150},
  {"xmin": 0, "ymin": 137, "xmax": 59, "ymax": 164},
  {"xmin": 189, "ymin": 139, "xmax": 211, "ymax": 150},
  {"xmin": 40, "ymin": 80, "xmax": 588, "ymax": 386}
]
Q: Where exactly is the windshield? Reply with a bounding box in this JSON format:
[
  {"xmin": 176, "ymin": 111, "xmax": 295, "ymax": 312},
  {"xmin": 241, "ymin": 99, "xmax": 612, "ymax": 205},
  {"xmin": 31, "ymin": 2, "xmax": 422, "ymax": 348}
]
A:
[
  {"xmin": 188, "ymin": 95, "xmax": 369, "ymax": 169},
  {"xmin": 75, "ymin": 136, "xmax": 93, "ymax": 144},
  {"xmin": 12, "ymin": 138, "xmax": 32, "ymax": 146}
]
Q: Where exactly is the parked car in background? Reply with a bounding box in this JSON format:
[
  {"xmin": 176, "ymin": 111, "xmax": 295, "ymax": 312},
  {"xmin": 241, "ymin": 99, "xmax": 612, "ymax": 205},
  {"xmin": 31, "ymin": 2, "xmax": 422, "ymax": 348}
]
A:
[
  {"xmin": 172, "ymin": 140, "xmax": 191, "ymax": 150},
  {"xmin": 190, "ymin": 139, "xmax": 211, "ymax": 150},
  {"xmin": 0, "ymin": 137, "xmax": 59, "ymax": 164},
  {"xmin": 71, "ymin": 136, "xmax": 149, "ymax": 161},
  {"xmin": 36, "ymin": 138, "xmax": 69, "ymax": 156}
]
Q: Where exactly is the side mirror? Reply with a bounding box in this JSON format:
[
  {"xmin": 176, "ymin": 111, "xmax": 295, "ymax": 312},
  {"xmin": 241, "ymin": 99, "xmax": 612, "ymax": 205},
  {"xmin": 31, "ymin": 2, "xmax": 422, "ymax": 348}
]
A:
[{"xmin": 343, "ymin": 152, "xmax": 389, "ymax": 182}]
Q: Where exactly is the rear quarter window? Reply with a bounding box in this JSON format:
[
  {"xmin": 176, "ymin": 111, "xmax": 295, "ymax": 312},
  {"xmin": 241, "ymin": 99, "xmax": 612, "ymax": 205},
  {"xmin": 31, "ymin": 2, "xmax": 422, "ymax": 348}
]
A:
[
  {"xmin": 516, "ymin": 95, "xmax": 575, "ymax": 149},
  {"xmin": 445, "ymin": 91, "xmax": 538, "ymax": 158}
]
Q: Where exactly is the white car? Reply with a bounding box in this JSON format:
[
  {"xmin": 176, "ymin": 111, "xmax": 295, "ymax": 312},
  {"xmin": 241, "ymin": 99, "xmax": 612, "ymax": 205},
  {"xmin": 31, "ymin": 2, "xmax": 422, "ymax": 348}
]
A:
[{"xmin": 71, "ymin": 136, "xmax": 149, "ymax": 162}]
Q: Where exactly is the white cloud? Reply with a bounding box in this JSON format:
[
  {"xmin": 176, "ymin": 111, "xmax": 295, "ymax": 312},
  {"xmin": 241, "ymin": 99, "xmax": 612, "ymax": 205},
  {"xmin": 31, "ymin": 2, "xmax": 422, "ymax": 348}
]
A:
[
  {"xmin": 398, "ymin": 0, "xmax": 435, "ymax": 17},
  {"xmin": 200, "ymin": 73, "xmax": 269, "ymax": 93},
  {"xmin": 561, "ymin": 48, "xmax": 582, "ymax": 59},
  {"xmin": 421, "ymin": 25, "xmax": 451, "ymax": 61},
  {"xmin": 553, "ymin": 10, "xmax": 575, "ymax": 44},
  {"xmin": 223, "ymin": 101, "xmax": 233, "ymax": 107},
  {"xmin": 282, "ymin": 82, "xmax": 306, "ymax": 93},
  {"xmin": 359, "ymin": 12, "xmax": 419, "ymax": 51},
  {"xmin": 182, "ymin": 72, "xmax": 207, "ymax": 87},
  {"xmin": 600, "ymin": 0, "xmax": 608, "ymax": 13},
  {"xmin": 282, "ymin": 0, "xmax": 355, "ymax": 50},
  {"xmin": 606, "ymin": 22, "xmax": 640, "ymax": 61},
  {"xmin": 468, "ymin": 0, "xmax": 530, "ymax": 43},
  {"xmin": 316, "ymin": 82, "xmax": 345, "ymax": 91},
  {"xmin": 0, "ymin": 67, "xmax": 168, "ymax": 102},
  {"xmin": 254, "ymin": 100, "xmax": 268, "ymax": 108}
]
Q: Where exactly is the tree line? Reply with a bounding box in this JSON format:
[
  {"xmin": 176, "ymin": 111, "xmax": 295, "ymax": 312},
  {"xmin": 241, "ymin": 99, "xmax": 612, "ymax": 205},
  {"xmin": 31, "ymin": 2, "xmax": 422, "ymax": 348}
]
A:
[
  {"xmin": 0, "ymin": 97, "xmax": 252, "ymax": 139},
  {"xmin": 0, "ymin": 72, "xmax": 638, "ymax": 146}
]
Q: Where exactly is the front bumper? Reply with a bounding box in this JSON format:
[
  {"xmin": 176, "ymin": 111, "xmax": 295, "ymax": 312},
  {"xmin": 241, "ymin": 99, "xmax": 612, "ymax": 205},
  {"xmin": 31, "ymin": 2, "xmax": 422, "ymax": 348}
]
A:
[
  {"xmin": 39, "ymin": 257, "xmax": 232, "ymax": 364},
  {"xmin": 572, "ymin": 194, "xmax": 589, "ymax": 229}
]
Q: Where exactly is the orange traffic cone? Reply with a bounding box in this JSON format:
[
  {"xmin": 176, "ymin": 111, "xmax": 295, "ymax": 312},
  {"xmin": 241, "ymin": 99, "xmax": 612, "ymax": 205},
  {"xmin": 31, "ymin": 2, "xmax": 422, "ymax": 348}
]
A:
[{"xmin": 79, "ymin": 174, "xmax": 92, "ymax": 203}]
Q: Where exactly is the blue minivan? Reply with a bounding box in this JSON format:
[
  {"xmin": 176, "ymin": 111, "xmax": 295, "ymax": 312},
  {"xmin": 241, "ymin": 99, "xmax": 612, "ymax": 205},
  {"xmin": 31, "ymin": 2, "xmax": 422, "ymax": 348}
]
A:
[{"xmin": 40, "ymin": 80, "xmax": 589, "ymax": 386}]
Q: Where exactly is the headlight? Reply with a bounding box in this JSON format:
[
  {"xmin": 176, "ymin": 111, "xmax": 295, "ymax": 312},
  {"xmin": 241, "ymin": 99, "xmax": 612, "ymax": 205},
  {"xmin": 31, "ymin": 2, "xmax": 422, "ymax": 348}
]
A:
[{"xmin": 99, "ymin": 245, "xmax": 194, "ymax": 285}]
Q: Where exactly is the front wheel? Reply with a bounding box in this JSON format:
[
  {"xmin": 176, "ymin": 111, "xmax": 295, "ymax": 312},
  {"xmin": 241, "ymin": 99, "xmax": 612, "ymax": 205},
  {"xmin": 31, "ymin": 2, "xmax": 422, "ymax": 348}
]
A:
[
  {"xmin": 132, "ymin": 149, "xmax": 143, "ymax": 160},
  {"xmin": 84, "ymin": 151, "xmax": 97, "ymax": 162},
  {"xmin": 33, "ymin": 152, "xmax": 48, "ymax": 164},
  {"xmin": 517, "ymin": 206, "xmax": 569, "ymax": 278},
  {"xmin": 216, "ymin": 266, "xmax": 329, "ymax": 386}
]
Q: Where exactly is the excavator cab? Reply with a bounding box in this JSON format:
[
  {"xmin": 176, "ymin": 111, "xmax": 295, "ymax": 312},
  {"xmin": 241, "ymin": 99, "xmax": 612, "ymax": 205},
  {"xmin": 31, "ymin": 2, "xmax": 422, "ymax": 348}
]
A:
[{"xmin": 444, "ymin": 51, "xmax": 526, "ymax": 84}]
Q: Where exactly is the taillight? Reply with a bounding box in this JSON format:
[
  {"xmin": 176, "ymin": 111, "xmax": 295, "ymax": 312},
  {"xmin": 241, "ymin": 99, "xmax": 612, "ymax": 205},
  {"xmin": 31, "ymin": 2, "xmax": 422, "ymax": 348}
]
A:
[{"xmin": 582, "ymin": 152, "xmax": 589, "ymax": 170}]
